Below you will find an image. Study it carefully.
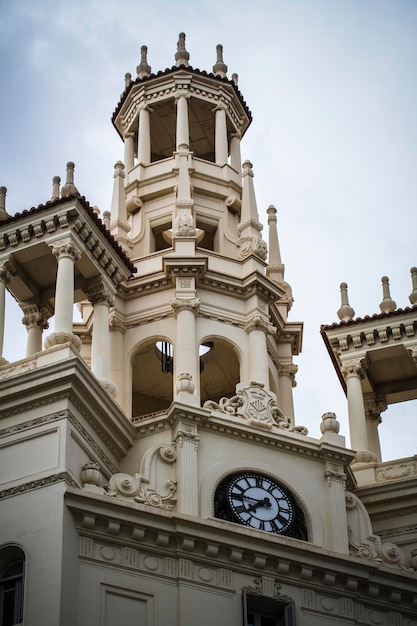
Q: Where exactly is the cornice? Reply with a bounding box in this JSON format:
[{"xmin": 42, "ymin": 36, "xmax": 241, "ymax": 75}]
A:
[
  {"xmin": 66, "ymin": 488, "xmax": 417, "ymax": 616},
  {"xmin": 0, "ymin": 471, "xmax": 79, "ymax": 501}
]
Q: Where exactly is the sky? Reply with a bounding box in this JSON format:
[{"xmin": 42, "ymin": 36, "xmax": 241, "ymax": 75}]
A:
[{"xmin": 0, "ymin": 0, "xmax": 416, "ymax": 461}]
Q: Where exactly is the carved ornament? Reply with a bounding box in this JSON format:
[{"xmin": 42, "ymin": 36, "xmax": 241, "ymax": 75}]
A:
[
  {"xmin": 51, "ymin": 238, "xmax": 82, "ymax": 262},
  {"xmin": 170, "ymin": 297, "xmax": 200, "ymax": 316},
  {"xmin": 245, "ymin": 313, "xmax": 276, "ymax": 336},
  {"xmin": 204, "ymin": 381, "xmax": 308, "ymax": 435},
  {"xmin": 340, "ymin": 359, "xmax": 365, "ymax": 380},
  {"xmin": 238, "ymin": 235, "xmax": 268, "ymax": 261}
]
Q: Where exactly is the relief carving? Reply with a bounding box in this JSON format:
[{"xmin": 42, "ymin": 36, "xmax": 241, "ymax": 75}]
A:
[
  {"xmin": 204, "ymin": 381, "xmax": 308, "ymax": 435},
  {"xmin": 104, "ymin": 444, "xmax": 177, "ymax": 510}
]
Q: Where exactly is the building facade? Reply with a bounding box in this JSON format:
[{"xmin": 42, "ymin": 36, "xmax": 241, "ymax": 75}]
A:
[{"xmin": 1, "ymin": 33, "xmax": 417, "ymax": 626}]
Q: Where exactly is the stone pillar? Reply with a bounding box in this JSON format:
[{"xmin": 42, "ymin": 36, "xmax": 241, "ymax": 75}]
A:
[
  {"xmin": 176, "ymin": 93, "xmax": 189, "ymax": 151},
  {"xmin": 364, "ymin": 396, "xmax": 385, "ymax": 463},
  {"xmin": 230, "ymin": 132, "xmax": 241, "ymax": 172},
  {"xmin": 245, "ymin": 314, "xmax": 276, "ymax": 389},
  {"xmin": 124, "ymin": 132, "xmax": 135, "ymax": 171},
  {"xmin": 87, "ymin": 283, "xmax": 116, "ymax": 396},
  {"xmin": 214, "ymin": 105, "xmax": 228, "ymax": 165},
  {"xmin": 21, "ymin": 303, "xmax": 50, "ymax": 357},
  {"xmin": 173, "ymin": 420, "xmax": 199, "ymax": 515},
  {"xmin": 278, "ymin": 363, "xmax": 297, "ymax": 423},
  {"xmin": 341, "ymin": 359, "xmax": 375, "ymax": 462},
  {"xmin": 171, "ymin": 294, "xmax": 200, "ymax": 406},
  {"xmin": 137, "ymin": 106, "xmax": 151, "ymax": 164},
  {"xmin": 109, "ymin": 310, "xmax": 126, "ymax": 408},
  {"xmin": 44, "ymin": 239, "xmax": 82, "ymax": 351},
  {"xmin": 0, "ymin": 261, "xmax": 15, "ymax": 364},
  {"xmin": 325, "ymin": 461, "xmax": 349, "ymax": 554}
]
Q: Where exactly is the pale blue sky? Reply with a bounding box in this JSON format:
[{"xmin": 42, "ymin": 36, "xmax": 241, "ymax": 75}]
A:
[{"xmin": 1, "ymin": 0, "xmax": 416, "ymax": 459}]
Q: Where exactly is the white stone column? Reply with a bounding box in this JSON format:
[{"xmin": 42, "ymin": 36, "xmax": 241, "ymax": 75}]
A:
[
  {"xmin": 21, "ymin": 303, "xmax": 50, "ymax": 357},
  {"xmin": 176, "ymin": 93, "xmax": 189, "ymax": 151},
  {"xmin": 0, "ymin": 261, "xmax": 14, "ymax": 365},
  {"xmin": 245, "ymin": 314, "xmax": 276, "ymax": 389},
  {"xmin": 173, "ymin": 420, "xmax": 199, "ymax": 515},
  {"xmin": 109, "ymin": 311, "xmax": 126, "ymax": 408},
  {"xmin": 364, "ymin": 396, "xmax": 385, "ymax": 463},
  {"xmin": 137, "ymin": 107, "xmax": 151, "ymax": 164},
  {"xmin": 44, "ymin": 239, "xmax": 82, "ymax": 351},
  {"xmin": 87, "ymin": 283, "xmax": 117, "ymax": 396},
  {"xmin": 278, "ymin": 363, "xmax": 297, "ymax": 424},
  {"xmin": 325, "ymin": 462, "xmax": 349, "ymax": 554},
  {"xmin": 171, "ymin": 296, "xmax": 200, "ymax": 406},
  {"xmin": 341, "ymin": 359, "xmax": 375, "ymax": 462},
  {"xmin": 124, "ymin": 132, "xmax": 135, "ymax": 171},
  {"xmin": 229, "ymin": 132, "xmax": 241, "ymax": 172},
  {"xmin": 214, "ymin": 105, "xmax": 228, "ymax": 165}
]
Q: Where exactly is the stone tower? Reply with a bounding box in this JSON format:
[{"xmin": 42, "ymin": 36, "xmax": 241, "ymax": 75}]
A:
[{"xmin": 1, "ymin": 34, "xmax": 417, "ymax": 626}]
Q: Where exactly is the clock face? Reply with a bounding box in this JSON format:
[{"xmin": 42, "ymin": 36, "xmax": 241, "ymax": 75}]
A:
[{"xmin": 227, "ymin": 473, "xmax": 294, "ymax": 534}]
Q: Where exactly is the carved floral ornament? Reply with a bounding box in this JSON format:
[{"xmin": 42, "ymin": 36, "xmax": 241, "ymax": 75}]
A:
[
  {"xmin": 345, "ymin": 491, "xmax": 416, "ymax": 572},
  {"xmin": 237, "ymin": 235, "xmax": 268, "ymax": 261},
  {"xmin": 244, "ymin": 313, "xmax": 276, "ymax": 336},
  {"xmin": 0, "ymin": 258, "xmax": 17, "ymax": 283},
  {"xmin": 340, "ymin": 358, "xmax": 365, "ymax": 380},
  {"xmin": 51, "ymin": 238, "xmax": 82, "ymax": 262},
  {"xmin": 170, "ymin": 296, "xmax": 200, "ymax": 315},
  {"xmin": 81, "ymin": 444, "xmax": 178, "ymax": 511},
  {"xmin": 204, "ymin": 381, "xmax": 308, "ymax": 435}
]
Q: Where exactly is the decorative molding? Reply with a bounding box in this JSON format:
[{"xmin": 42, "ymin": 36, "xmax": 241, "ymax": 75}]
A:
[
  {"xmin": 0, "ymin": 471, "xmax": 79, "ymax": 500},
  {"xmin": 375, "ymin": 460, "xmax": 417, "ymax": 482}
]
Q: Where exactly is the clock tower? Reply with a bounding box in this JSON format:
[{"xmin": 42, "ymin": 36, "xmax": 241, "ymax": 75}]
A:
[{"xmin": 0, "ymin": 33, "xmax": 416, "ymax": 626}]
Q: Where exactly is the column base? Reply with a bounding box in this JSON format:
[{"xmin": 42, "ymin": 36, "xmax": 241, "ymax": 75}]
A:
[{"xmin": 44, "ymin": 331, "xmax": 82, "ymax": 352}]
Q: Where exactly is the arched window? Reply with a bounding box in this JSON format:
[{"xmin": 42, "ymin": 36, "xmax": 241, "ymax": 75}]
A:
[{"xmin": 0, "ymin": 547, "xmax": 25, "ymax": 626}]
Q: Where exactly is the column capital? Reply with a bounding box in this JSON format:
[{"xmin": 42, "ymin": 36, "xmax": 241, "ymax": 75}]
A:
[
  {"xmin": 278, "ymin": 363, "xmax": 298, "ymax": 386},
  {"xmin": 245, "ymin": 313, "xmax": 276, "ymax": 336},
  {"xmin": 408, "ymin": 345, "xmax": 417, "ymax": 365},
  {"xmin": 51, "ymin": 238, "xmax": 82, "ymax": 262},
  {"xmin": 0, "ymin": 258, "xmax": 17, "ymax": 283},
  {"xmin": 174, "ymin": 91, "xmax": 191, "ymax": 102},
  {"xmin": 170, "ymin": 297, "xmax": 200, "ymax": 316},
  {"xmin": 364, "ymin": 395, "xmax": 387, "ymax": 423},
  {"xmin": 341, "ymin": 358, "xmax": 365, "ymax": 380},
  {"xmin": 21, "ymin": 302, "xmax": 51, "ymax": 330},
  {"xmin": 85, "ymin": 281, "xmax": 115, "ymax": 307},
  {"xmin": 109, "ymin": 310, "xmax": 126, "ymax": 333}
]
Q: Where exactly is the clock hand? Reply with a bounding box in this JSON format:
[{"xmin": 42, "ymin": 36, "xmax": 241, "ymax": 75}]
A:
[{"xmin": 247, "ymin": 497, "xmax": 272, "ymax": 512}]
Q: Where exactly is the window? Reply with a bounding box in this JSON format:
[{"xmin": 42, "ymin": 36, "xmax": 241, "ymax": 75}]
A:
[
  {"xmin": 0, "ymin": 546, "xmax": 25, "ymax": 626},
  {"xmin": 0, "ymin": 559, "xmax": 24, "ymax": 626},
  {"xmin": 243, "ymin": 592, "xmax": 296, "ymax": 626}
]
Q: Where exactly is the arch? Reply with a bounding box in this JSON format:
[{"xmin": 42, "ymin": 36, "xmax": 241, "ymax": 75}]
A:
[
  {"xmin": 131, "ymin": 336, "xmax": 174, "ymax": 418},
  {"xmin": 0, "ymin": 544, "xmax": 26, "ymax": 626},
  {"xmin": 199, "ymin": 335, "xmax": 241, "ymax": 405}
]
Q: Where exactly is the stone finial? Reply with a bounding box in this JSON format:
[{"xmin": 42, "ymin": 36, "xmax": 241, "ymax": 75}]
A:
[
  {"xmin": 379, "ymin": 276, "xmax": 396, "ymax": 313},
  {"xmin": 136, "ymin": 45, "xmax": 151, "ymax": 79},
  {"xmin": 175, "ymin": 32, "xmax": 189, "ymax": 67},
  {"xmin": 231, "ymin": 73, "xmax": 238, "ymax": 86},
  {"xmin": 337, "ymin": 283, "xmax": 355, "ymax": 322},
  {"xmin": 212, "ymin": 44, "xmax": 228, "ymax": 78},
  {"xmin": 0, "ymin": 186, "xmax": 10, "ymax": 222},
  {"xmin": 124, "ymin": 72, "xmax": 133, "ymax": 88},
  {"xmin": 409, "ymin": 267, "xmax": 417, "ymax": 307},
  {"xmin": 51, "ymin": 176, "xmax": 61, "ymax": 201},
  {"xmin": 61, "ymin": 162, "xmax": 80, "ymax": 198},
  {"xmin": 320, "ymin": 412, "xmax": 340, "ymax": 435}
]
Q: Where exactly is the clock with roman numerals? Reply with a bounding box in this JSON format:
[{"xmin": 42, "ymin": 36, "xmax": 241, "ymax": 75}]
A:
[{"xmin": 226, "ymin": 472, "xmax": 294, "ymax": 534}]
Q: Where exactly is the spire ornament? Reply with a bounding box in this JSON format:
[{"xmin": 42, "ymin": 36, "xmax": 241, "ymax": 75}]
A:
[
  {"xmin": 0, "ymin": 187, "xmax": 10, "ymax": 222},
  {"xmin": 175, "ymin": 32, "xmax": 190, "ymax": 67},
  {"xmin": 409, "ymin": 267, "xmax": 417, "ymax": 307},
  {"xmin": 379, "ymin": 276, "xmax": 396, "ymax": 313},
  {"xmin": 212, "ymin": 44, "xmax": 228, "ymax": 77},
  {"xmin": 61, "ymin": 162, "xmax": 80, "ymax": 198},
  {"xmin": 137, "ymin": 45, "xmax": 151, "ymax": 79},
  {"xmin": 337, "ymin": 283, "xmax": 355, "ymax": 322}
]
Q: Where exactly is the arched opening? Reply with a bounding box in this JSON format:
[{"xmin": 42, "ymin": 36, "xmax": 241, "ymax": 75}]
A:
[
  {"xmin": 131, "ymin": 338, "xmax": 174, "ymax": 418},
  {"xmin": 199, "ymin": 337, "xmax": 240, "ymax": 405},
  {"xmin": 0, "ymin": 545, "xmax": 25, "ymax": 626}
]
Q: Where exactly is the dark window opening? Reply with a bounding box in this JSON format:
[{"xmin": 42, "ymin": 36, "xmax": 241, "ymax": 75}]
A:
[
  {"xmin": 244, "ymin": 593, "xmax": 296, "ymax": 626},
  {"xmin": 0, "ymin": 559, "xmax": 24, "ymax": 626}
]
